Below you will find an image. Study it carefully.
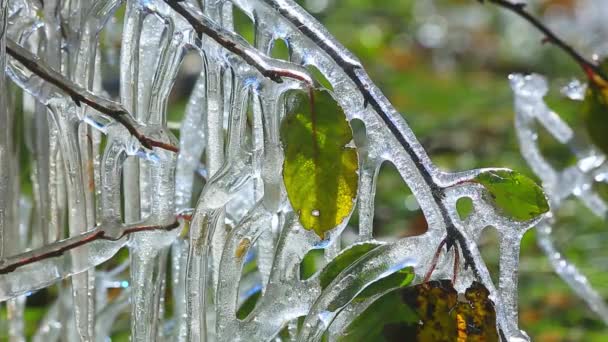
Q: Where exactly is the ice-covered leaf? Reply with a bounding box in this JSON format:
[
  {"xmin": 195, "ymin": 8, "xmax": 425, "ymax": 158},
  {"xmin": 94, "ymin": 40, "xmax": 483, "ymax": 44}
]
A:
[
  {"xmin": 237, "ymin": 289, "xmax": 262, "ymax": 320},
  {"xmin": 402, "ymin": 280, "xmax": 459, "ymax": 341},
  {"xmin": 404, "ymin": 280, "xmax": 498, "ymax": 342},
  {"xmin": 582, "ymin": 59, "xmax": 608, "ymax": 155},
  {"xmin": 338, "ymin": 289, "xmax": 418, "ymax": 342},
  {"xmin": 453, "ymin": 282, "xmax": 499, "ymax": 342},
  {"xmin": 281, "ymin": 89, "xmax": 359, "ymax": 238},
  {"xmin": 352, "ymin": 267, "xmax": 414, "ymax": 302},
  {"xmin": 319, "ymin": 242, "xmax": 382, "ymax": 289},
  {"xmin": 474, "ymin": 170, "xmax": 549, "ymax": 221}
]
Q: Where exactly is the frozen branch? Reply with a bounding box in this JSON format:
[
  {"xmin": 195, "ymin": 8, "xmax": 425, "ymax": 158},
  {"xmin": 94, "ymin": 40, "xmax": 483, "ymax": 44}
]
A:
[
  {"xmin": 478, "ymin": 0, "xmax": 608, "ymax": 83},
  {"xmin": 5, "ymin": 39, "xmax": 179, "ymax": 153},
  {"xmin": 163, "ymin": 0, "xmax": 315, "ymax": 88},
  {"xmin": 0, "ymin": 220, "xmax": 180, "ymax": 275}
]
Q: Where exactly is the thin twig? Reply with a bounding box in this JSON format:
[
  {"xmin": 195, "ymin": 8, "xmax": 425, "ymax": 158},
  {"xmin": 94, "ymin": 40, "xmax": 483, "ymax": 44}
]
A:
[
  {"xmin": 423, "ymin": 238, "xmax": 447, "ymax": 283},
  {"xmin": 5, "ymin": 39, "xmax": 179, "ymax": 153},
  {"xmin": 0, "ymin": 220, "xmax": 180, "ymax": 275},
  {"xmin": 478, "ymin": 0, "xmax": 608, "ymax": 84},
  {"xmin": 163, "ymin": 0, "xmax": 314, "ymax": 88},
  {"xmin": 452, "ymin": 243, "xmax": 460, "ymax": 285}
]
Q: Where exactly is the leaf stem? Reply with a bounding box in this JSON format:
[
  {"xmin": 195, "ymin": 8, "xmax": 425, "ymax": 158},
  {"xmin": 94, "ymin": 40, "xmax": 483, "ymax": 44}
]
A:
[{"xmin": 424, "ymin": 238, "xmax": 447, "ymax": 283}]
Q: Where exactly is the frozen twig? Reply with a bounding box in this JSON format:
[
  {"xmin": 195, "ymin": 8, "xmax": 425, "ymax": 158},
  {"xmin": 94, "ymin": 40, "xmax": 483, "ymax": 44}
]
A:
[
  {"xmin": 5, "ymin": 39, "xmax": 179, "ymax": 153},
  {"xmin": 0, "ymin": 220, "xmax": 180, "ymax": 275},
  {"xmin": 478, "ymin": 0, "xmax": 608, "ymax": 83},
  {"xmin": 163, "ymin": 0, "xmax": 314, "ymax": 88}
]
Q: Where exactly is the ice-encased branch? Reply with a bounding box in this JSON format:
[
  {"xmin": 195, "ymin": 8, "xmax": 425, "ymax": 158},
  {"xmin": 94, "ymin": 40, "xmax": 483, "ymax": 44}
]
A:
[
  {"xmin": 5, "ymin": 39, "xmax": 179, "ymax": 153},
  {"xmin": 0, "ymin": 220, "xmax": 179, "ymax": 276},
  {"xmin": 478, "ymin": 0, "xmax": 608, "ymax": 83},
  {"xmin": 163, "ymin": 0, "xmax": 314, "ymax": 88}
]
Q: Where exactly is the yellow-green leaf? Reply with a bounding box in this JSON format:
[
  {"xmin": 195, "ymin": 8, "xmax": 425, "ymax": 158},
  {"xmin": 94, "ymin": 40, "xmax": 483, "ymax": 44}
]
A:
[
  {"xmin": 474, "ymin": 170, "xmax": 549, "ymax": 221},
  {"xmin": 582, "ymin": 59, "xmax": 608, "ymax": 155},
  {"xmin": 281, "ymin": 89, "xmax": 359, "ymax": 238}
]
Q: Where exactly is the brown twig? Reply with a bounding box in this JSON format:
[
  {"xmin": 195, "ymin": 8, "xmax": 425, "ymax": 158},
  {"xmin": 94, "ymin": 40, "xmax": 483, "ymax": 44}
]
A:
[
  {"xmin": 163, "ymin": 0, "xmax": 314, "ymax": 88},
  {"xmin": 0, "ymin": 220, "xmax": 180, "ymax": 275},
  {"xmin": 478, "ymin": 0, "xmax": 608, "ymax": 84},
  {"xmin": 423, "ymin": 238, "xmax": 447, "ymax": 283},
  {"xmin": 5, "ymin": 39, "xmax": 179, "ymax": 153}
]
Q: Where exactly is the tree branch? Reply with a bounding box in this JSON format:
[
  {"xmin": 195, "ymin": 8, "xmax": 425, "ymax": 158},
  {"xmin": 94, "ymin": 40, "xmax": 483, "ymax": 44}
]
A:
[
  {"xmin": 478, "ymin": 0, "xmax": 608, "ymax": 84},
  {"xmin": 0, "ymin": 220, "xmax": 180, "ymax": 275},
  {"xmin": 5, "ymin": 39, "xmax": 179, "ymax": 153},
  {"xmin": 163, "ymin": 0, "xmax": 314, "ymax": 88}
]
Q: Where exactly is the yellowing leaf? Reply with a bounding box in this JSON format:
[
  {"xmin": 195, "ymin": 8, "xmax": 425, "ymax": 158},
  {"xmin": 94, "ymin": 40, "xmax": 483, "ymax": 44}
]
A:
[
  {"xmin": 402, "ymin": 280, "xmax": 459, "ymax": 341},
  {"xmin": 454, "ymin": 282, "xmax": 499, "ymax": 342},
  {"xmin": 474, "ymin": 170, "xmax": 549, "ymax": 222},
  {"xmin": 281, "ymin": 89, "xmax": 359, "ymax": 238}
]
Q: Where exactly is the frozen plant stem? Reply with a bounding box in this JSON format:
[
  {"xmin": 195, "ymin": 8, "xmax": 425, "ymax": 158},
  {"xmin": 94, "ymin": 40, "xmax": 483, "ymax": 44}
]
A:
[
  {"xmin": 163, "ymin": 0, "xmax": 315, "ymax": 87},
  {"xmin": 478, "ymin": 0, "xmax": 608, "ymax": 83},
  {"xmin": 5, "ymin": 39, "xmax": 179, "ymax": 153},
  {"xmin": 0, "ymin": 220, "xmax": 180, "ymax": 275}
]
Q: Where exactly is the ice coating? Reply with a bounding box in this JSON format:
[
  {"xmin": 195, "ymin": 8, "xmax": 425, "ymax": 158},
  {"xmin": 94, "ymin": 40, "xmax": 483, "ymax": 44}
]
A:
[
  {"xmin": 510, "ymin": 73, "xmax": 608, "ymax": 324},
  {"xmin": 0, "ymin": 0, "xmax": 554, "ymax": 340}
]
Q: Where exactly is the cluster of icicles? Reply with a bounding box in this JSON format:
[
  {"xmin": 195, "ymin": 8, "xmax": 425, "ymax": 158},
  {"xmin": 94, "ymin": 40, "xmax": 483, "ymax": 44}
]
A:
[
  {"xmin": 511, "ymin": 74, "xmax": 608, "ymax": 324},
  {"xmin": 0, "ymin": 0, "xmax": 605, "ymax": 341}
]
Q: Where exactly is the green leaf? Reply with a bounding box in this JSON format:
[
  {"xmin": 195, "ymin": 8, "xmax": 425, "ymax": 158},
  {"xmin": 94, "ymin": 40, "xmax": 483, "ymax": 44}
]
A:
[
  {"xmin": 582, "ymin": 59, "xmax": 608, "ymax": 155},
  {"xmin": 281, "ymin": 89, "xmax": 359, "ymax": 238},
  {"xmin": 339, "ymin": 280, "xmax": 499, "ymax": 342},
  {"xmin": 319, "ymin": 242, "xmax": 382, "ymax": 289},
  {"xmin": 456, "ymin": 197, "xmax": 474, "ymax": 220},
  {"xmin": 473, "ymin": 170, "xmax": 549, "ymax": 221},
  {"xmin": 338, "ymin": 290, "xmax": 418, "ymax": 342},
  {"xmin": 236, "ymin": 288, "xmax": 261, "ymax": 320},
  {"xmin": 353, "ymin": 267, "xmax": 415, "ymax": 302},
  {"xmin": 300, "ymin": 249, "xmax": 324, "ymax": 280}
]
